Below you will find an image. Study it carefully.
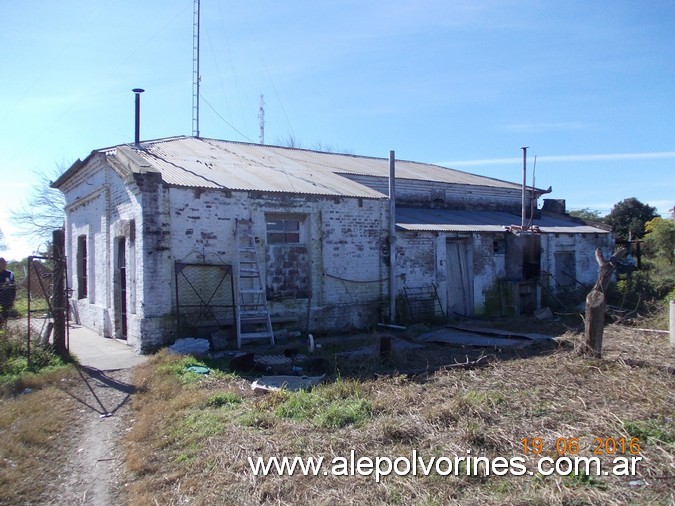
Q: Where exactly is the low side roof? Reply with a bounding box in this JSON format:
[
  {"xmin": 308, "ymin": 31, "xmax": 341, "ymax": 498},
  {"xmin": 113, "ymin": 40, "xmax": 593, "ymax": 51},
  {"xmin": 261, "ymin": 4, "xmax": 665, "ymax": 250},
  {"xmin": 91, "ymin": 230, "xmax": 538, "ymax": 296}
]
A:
[
  {"xmin": 53, "ymin": 136, "xmax": 528, "ymax": 198},
  {"xmin": 396, "ymin": 208, "xmax": 610, "ymax": 234}
]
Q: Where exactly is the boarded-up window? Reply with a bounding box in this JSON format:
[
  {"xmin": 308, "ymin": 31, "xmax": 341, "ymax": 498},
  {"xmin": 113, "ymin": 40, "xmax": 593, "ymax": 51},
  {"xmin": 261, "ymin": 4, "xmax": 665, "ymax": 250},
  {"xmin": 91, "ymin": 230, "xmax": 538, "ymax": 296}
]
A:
[
  {"xmin": 77, "ymin": 235, "xmax": 87, "ymax": 299},
  {"xmin": 265, "ymin": 214, "xmax": 309, "ymax": 299}
]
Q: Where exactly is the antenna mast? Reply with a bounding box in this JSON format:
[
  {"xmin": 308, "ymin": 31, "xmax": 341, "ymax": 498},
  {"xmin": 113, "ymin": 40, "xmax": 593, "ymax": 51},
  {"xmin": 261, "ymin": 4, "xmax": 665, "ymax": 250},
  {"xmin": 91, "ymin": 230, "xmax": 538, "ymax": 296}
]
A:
[
  {"xmin": 259, "ymin": 94, "xmax": 265, "ymax": 144},
  {"xmin": 192, "ymin": 0, "xmax": 201, "ymax": 137}
]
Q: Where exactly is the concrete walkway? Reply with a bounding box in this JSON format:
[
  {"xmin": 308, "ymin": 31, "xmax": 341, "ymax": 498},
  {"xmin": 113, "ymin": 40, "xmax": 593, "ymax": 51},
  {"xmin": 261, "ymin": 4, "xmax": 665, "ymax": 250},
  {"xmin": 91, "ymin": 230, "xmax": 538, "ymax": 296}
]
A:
[{"xmin": 67, "ymin": 324, "xmax": 148, "ymax": 371}]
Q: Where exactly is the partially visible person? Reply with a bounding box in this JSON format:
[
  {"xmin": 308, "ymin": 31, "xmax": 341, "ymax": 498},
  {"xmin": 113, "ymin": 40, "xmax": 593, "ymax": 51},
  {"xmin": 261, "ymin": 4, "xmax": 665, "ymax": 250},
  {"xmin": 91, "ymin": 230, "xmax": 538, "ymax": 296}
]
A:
[{"xmin": 0, "ymin": 257, "xmax": 16, "ymax": 327}]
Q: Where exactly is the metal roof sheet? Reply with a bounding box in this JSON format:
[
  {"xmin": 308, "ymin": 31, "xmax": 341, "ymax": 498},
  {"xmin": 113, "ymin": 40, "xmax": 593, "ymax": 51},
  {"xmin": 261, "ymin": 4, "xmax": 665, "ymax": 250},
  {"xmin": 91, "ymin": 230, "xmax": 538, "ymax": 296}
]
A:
[
  {"xmin": 101, "ymin": 137, "xmax": 523, "ymax": 197},
  {"xmin": 396, "ymin": 208, "xmax": 610, "ymax": 234}
]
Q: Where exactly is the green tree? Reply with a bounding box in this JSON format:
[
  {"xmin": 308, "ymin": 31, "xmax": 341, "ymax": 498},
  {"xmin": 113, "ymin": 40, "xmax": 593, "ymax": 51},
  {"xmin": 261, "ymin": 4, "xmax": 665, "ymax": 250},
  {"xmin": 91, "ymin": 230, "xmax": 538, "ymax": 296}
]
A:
[
  {"xmin": 644, "ymin": 217, "xmax": 675, "ymax": 266},
  {"xmin": 605, "ymin": 197, "xmax": 658, "ymax": 240},
  {"xmin": 569, "ymin": 208, "xmax": 605, "ymax": 223}
]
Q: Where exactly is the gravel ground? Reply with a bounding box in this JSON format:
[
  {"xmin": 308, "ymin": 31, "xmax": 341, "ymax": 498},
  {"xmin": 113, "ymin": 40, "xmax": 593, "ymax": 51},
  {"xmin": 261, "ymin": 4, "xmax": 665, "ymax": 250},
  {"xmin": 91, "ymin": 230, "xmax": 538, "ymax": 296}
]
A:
[{"xmin": 42, "ymin": 367, "xmax": 137, "ymax": 505}]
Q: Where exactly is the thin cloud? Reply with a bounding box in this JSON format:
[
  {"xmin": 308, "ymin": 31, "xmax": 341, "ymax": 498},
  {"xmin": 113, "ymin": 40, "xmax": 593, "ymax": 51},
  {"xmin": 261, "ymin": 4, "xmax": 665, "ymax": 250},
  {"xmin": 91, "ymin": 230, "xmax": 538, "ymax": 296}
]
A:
[
  {"xmin": 441, "ymin": 151, "xmax": 675, "ymax": 167},
  {"xmin": 502, "ymin": 122, "xmax": 591, "ymax": 134}
]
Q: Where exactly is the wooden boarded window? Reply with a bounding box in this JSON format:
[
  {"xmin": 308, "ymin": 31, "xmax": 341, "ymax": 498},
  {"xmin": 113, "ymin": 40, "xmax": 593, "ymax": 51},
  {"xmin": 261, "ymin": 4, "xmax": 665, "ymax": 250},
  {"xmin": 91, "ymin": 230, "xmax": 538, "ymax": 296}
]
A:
[{"xmin": 265, "ymin": 214, "xmax": 309, "ymax": 299}]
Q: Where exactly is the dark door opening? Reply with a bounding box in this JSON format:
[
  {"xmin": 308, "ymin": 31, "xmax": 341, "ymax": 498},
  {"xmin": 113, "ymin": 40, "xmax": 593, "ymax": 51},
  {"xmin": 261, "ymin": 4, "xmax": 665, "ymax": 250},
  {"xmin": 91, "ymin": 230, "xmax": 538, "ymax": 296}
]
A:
[{"xmin": 117, "ymin": 238, "xmax": 127, "ymax": 339}]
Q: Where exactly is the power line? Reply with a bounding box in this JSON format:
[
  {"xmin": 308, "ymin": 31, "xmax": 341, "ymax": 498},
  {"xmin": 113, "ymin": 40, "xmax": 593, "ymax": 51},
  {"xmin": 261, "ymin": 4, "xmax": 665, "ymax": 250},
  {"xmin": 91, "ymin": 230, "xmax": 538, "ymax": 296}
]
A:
[{"xmin": 201, "ymin": 94, "xmax": 254, "ymax": 142}]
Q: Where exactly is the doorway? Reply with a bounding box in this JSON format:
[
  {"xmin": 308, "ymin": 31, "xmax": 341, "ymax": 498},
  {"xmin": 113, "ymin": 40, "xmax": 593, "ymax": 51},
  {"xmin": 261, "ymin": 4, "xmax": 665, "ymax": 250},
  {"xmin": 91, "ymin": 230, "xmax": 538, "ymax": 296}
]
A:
[
  {"xmin": 115, "ymin": 238, "xmax": 127, "ymax": 339},
  {"xmin": 446, "ymin": 240, "xmax": 472, "ymax": 317}
]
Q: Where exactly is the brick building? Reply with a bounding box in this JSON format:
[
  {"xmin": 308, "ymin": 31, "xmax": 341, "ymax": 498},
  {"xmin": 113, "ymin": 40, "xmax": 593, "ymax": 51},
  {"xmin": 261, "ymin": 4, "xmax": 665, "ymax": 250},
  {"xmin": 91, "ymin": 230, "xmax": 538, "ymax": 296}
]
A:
[{"xmin": 52, "ymin": 136, "xmax": 612, "ymax": 352}]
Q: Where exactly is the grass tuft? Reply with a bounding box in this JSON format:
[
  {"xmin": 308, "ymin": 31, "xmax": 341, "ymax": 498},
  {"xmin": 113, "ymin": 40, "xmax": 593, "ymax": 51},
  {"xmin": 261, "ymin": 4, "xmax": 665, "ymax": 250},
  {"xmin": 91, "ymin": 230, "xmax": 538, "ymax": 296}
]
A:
[
  {"xmin": 207, "ymin": 391, "xmax": 242, "ymax": 408},
  {"xmin": 273, "ymin": 384, "xmax": 372, "ymax": 429},
  {"xmin": 623, "ymin": 418, "xmax": 675, "ymax": 444},
  {"xmin": 0, "ymin": 329, "xmax": 70, "ymax": 396}
]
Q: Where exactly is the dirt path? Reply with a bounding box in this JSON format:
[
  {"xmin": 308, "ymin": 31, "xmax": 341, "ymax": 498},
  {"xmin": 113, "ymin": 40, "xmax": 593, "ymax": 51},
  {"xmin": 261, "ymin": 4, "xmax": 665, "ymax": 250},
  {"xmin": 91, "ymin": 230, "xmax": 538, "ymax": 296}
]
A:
[{"xmin": 45, "ymin": 367, "xmax": 137, "ymax": 505}]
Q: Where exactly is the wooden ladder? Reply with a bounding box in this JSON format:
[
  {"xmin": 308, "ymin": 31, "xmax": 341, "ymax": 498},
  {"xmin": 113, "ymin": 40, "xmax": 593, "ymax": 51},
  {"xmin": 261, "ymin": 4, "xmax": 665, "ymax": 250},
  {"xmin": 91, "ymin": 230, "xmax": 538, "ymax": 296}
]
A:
[{"xmin": 235, "ymin": 219, "xmax": 275, "ymax": 348}]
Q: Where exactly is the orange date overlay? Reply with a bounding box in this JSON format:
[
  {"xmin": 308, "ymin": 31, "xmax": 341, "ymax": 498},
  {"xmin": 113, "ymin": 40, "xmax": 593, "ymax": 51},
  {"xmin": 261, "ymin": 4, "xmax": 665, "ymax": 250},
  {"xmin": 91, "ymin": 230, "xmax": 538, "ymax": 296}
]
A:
[{"xmin": 522, "ymin": 437, "xmax": 641, "ymax": 456}]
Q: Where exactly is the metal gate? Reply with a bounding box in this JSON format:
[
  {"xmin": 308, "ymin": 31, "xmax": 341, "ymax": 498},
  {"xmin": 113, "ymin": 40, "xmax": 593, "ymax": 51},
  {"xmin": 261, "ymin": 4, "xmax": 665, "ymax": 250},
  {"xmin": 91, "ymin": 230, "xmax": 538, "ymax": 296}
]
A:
[
  {"xmin": 25, "ymin": 254, "xmax": 70, "ymax": 361},
  {"xmin": 174, "ymin": 262, "xmax": 236, "ymax": 345}
]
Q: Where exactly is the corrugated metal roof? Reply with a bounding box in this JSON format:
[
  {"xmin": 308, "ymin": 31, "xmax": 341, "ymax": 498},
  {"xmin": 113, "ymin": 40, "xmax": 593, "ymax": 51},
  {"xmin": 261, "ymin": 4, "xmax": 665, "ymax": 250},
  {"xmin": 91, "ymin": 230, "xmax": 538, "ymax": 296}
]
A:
[
  {"xmin": 396, "ymin": 208, "xmax": 610, "ymax": 234},
  {"xmin": 101, "ymin": 137, "xmax": 523, "ymax": 197}
]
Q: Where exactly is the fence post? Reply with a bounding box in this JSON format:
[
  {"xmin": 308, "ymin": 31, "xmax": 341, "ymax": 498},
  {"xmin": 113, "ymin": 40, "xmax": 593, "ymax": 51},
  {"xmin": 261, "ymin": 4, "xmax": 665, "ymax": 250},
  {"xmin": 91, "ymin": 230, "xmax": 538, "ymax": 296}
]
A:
[{"xmin": 52, "ymin": 229, "xmax": 67, "ymax": 357}]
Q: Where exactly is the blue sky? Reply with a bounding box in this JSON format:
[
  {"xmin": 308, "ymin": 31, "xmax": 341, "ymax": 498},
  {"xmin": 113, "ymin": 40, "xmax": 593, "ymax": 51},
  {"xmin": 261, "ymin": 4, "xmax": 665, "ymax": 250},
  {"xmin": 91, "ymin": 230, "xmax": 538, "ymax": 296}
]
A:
[{"xmin": 1, "ymin": 0, "xmax": 673, "ymax": 260}]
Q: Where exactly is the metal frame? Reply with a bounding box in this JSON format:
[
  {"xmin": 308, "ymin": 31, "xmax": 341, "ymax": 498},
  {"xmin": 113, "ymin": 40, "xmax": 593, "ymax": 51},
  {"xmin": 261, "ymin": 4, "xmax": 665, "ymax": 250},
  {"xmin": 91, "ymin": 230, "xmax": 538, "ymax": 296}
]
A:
[
  {"xmin": 174, "ymin": 261, "xmax": 236, "ymax": 340},
  {"xmin": 403, "ymin": 284, "xmax": 447, "ymax": 324},
  {"xmin": 26, "ymin": 254, "xmax": 70, "ymax": 365}
]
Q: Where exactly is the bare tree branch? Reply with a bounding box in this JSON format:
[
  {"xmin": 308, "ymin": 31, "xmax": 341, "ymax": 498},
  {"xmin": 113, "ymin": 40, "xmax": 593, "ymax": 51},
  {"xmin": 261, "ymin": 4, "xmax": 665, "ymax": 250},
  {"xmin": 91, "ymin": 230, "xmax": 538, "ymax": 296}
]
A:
[{"xmin": 10, "ymin": 165, "xmax": 67, "ymax": 243}]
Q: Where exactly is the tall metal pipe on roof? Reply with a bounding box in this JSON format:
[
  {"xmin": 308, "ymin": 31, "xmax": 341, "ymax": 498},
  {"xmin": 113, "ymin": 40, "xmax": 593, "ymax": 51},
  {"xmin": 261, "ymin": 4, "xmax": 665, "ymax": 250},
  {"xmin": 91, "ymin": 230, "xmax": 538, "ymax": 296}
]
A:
[
  {"xmin": 132, "ymin": 88, "xmax": 144, "ymax": 145},
  {"xmin": 521, "ymin": 146, "xmax": 528, "ymax": 229}
]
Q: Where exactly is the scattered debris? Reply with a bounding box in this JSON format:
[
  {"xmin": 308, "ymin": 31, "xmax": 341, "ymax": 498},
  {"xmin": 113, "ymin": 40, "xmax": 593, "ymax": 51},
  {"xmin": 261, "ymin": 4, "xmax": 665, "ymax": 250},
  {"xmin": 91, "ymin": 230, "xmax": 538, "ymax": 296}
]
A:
[
  {"xmin": 229, "ymin": 353, "xmax": 270, "ymax": 374},
  {"xmin": 168, "ymin": 338, "xmax": 210, "ymax": 356},
  {"xmin": 416, "ymin": 325, "xmax": 547, "ymax": 348},
  {"xmin": 393, "ymin": 354, "xmax": 489, "ymax": 377},
  {"xmin": 255, "ymin": 354, "xmax": 306, "ymax": 366},
  {"xmin": 304, "ymin": 357, "xmax": 331, "ymax": 375},
  {"xmin": 229, "ymin": 352, "xmax": 328, "ymax": 375},
  {"xmin": 283, "ymin": 348, "xmax": 300, "ymax": 360},
  {"xmin": 251, "ymin": 374, "xmax": 326, "ymax": 393},
  {"xmin": 335, "ymin": 336, "xmax": 425, "ymax": 359},
  {"xmin": 448, "ymin": 324, "xmax": 553, "ymax": 342},
  {"xmin": 186, "ymin": 365, "xmax": 210, "ymax": 375},
  {"xmin": 210, "ymin": 330, "xmax": 229, "ymax": 350}
]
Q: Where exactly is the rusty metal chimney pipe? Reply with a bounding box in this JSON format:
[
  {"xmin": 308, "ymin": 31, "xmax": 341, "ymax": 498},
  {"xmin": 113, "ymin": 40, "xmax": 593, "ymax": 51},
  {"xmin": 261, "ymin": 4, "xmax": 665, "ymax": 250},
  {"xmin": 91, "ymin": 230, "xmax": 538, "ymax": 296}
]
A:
[{"xmin": 132, "ymin": 88, "xmax": 145, "ymax": 145}]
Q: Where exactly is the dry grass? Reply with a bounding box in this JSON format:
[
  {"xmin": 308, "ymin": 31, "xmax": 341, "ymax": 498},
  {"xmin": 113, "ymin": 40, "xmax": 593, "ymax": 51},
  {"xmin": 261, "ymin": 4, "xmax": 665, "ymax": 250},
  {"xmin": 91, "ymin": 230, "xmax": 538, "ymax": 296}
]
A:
[
  {"xmin": 122, "ymin": 324, "xmax": 674, "ymax": 505},
  {"xmin": 0, "ymin": 367, "xmax": 82, "ymax": 505},
  {"xmin": 0, "ymin": 328, "xmax": 81, "ymax": 504}
]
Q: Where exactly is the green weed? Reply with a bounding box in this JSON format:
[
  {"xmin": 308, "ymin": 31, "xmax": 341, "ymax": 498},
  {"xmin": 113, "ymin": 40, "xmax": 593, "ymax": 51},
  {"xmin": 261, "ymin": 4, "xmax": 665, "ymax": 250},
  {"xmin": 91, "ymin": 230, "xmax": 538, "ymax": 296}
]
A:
[
  {"xmin": 624, "ymin": 419, "xmax": 674, "ymax": 444},
  {"xmin": 273, "ymin": 381, "xmax": 372, "ymax": 428},
  {"xmin": 206, "ymin": 391, "xmax": 242, "ymax": 408}
]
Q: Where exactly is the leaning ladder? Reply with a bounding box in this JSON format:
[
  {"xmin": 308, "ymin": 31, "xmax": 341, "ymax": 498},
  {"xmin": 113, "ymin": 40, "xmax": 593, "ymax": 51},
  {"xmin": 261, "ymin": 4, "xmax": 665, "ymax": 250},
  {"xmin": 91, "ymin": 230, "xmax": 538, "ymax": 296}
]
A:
[{"xmin": 235, "ymin": 219, "xmax": 275, "ymax": 348}]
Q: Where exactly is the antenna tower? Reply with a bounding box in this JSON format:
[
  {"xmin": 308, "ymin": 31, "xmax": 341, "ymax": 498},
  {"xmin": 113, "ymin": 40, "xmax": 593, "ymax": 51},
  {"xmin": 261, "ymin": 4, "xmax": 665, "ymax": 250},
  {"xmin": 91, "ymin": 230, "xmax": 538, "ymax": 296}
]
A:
[
  {"xmin": 192, "ymin": 0, "xmax": 201, "ymax": 137},
  {"xmin": 259, "ymin": 94, "xmax": 265, "ymax": 144}
]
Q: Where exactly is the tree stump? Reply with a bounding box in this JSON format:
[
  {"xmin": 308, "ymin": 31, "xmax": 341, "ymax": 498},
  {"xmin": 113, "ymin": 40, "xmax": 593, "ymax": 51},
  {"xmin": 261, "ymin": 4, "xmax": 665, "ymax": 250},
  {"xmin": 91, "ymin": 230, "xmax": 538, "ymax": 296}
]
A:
[
  {"xmin": 584, "ymin": 289, "xmax": 606, "ymax": 358},
  {"xmin": 582, "ymin": 247, "xmax": 626, "ymax": 358}
]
